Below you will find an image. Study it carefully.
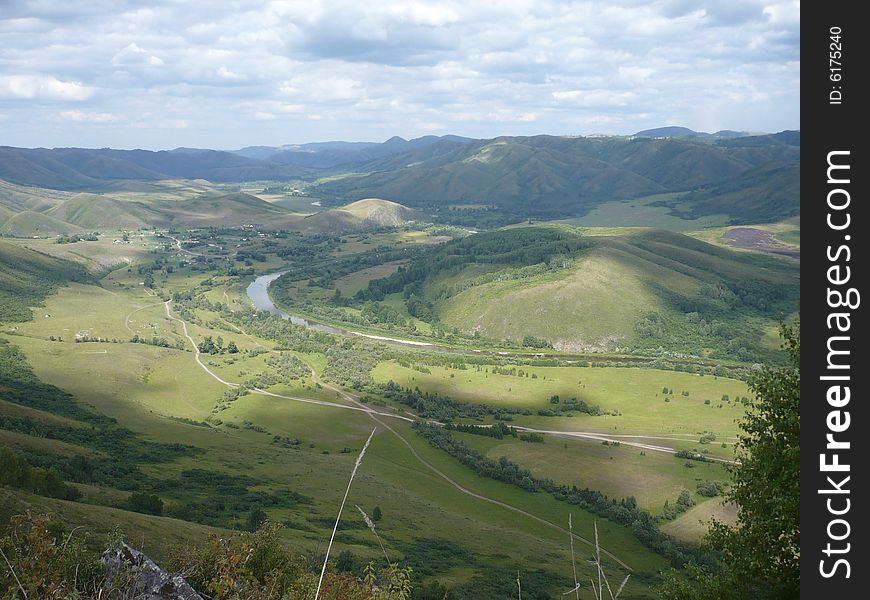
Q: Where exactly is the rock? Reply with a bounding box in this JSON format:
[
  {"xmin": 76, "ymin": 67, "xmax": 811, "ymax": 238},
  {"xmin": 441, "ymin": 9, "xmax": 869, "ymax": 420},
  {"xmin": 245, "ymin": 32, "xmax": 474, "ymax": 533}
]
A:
[{"xmin": 101, "ymin": 543, "xmax": 203, "ymax": 600}]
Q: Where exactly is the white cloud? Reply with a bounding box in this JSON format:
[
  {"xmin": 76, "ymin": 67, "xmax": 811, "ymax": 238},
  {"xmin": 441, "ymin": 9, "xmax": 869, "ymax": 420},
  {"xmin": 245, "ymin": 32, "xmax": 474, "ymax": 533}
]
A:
[
  {"xmin": 58, "ymin": 110, "xmax": 118, "ymax": 122},
  {"xmin": 0, "ymin": 75, "xmax": 95, "ymax": 100},
  {"xmin": 552, "ymin": 90, "xmax": 636, "ymax": 107},
  {"xmin": 111, "ymin": 42, "xmax": 164, "ymax": 68},
  {"xmin": 0, "ymin": 0, "xmax": 799, "ymax": 148}
]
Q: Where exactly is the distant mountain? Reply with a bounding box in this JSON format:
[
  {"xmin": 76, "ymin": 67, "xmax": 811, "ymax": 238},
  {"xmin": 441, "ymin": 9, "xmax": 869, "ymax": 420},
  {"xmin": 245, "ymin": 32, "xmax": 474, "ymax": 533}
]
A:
[
  {"xmin": 235, "ymin": 135, "xmax": 475, "ymax": 169},
  {"xmin": 0, "ymin": 130, "xmax": 799, "ymax": 226},
  {"xmin": 0, "ymin": 146, "xmax": 314, "ymax": 189},
  {"xmin": 315, "ymin": 132, "xmax": 800, "ymax": 224},
  {"xmin": 632, "ymin": 126, "xmax": 755, "ymax": 139},
  {"xmin": 633, "ymin": 126, "xmax": 706, "ymax": 139}
]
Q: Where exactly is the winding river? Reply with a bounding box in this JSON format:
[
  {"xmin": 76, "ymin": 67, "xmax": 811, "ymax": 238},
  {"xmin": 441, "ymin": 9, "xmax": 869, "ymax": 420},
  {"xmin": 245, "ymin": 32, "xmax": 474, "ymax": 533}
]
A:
[
  {"xmin": 245, "ymin": 272, "xmax": 438, "ymax": 347},
  {"xmin": 245, "ymin": 272, "xmax": 745, "ymax": 366}
]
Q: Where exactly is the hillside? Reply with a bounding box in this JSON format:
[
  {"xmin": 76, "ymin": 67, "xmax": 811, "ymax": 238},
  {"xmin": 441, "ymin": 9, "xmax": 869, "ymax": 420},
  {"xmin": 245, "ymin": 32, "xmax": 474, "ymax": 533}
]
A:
[
  {"xmin": 299, "ymin": 198, "xmax": 423, "ymax": 232},
  {"xmin": 46, "ymin": 193, "xmax": 161, "ymax": 229},
  {"xmin": 1, "ymin": 132, "xmax": 799, "ymax": 228},
  {"xmin": 0, "ymin": 239, "xmax": 92, "ymax": 321},
  {"xmin": 0, "ymin": 179, "xmax": 71, "ymax": 213},
  {"xmin": 0, "ymin": 210, "xmax": 84, "ymax": 237},
  {"xmin": 156, "ymin": 191, "xmax": 294, "ymax": 227},
  {"xmin": 314, "ymin": 133, "xmax": 800, "ymax": 225},
  {"xmin": 351, "ymin": 226, "xmax": 798, "ymax": 360},
  {"xmin": 0, "ymin": 138, "xmax": 472, "ymax": 190}
]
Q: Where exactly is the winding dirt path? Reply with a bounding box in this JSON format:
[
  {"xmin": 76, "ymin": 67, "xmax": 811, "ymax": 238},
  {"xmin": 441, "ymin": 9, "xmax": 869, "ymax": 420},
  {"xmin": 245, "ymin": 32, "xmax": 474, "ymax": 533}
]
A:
[
  {"xmin": 125, "ymin": 301, "xmax": 165, "ymax": 334},
  {"xmin": 163, "ymin": 299, "xmax": 634, "ymax": 572}
]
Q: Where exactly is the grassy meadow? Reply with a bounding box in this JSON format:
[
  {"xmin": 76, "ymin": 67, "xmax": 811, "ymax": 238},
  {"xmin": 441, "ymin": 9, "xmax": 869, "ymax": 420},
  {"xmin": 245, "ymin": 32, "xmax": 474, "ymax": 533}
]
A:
[
  {"xmin": 372, "ymin": 361, "xmax": 749, "ymax": 437},
  {"xmin": 1, "ymin": 260, "xmax": 668, "ymax": 596}
]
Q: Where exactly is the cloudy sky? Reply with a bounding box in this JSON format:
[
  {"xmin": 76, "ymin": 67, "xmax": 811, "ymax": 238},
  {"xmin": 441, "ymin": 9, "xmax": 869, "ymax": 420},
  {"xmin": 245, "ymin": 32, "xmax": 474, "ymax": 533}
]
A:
[{"xmin": 0, "ymin": 0, "xmax": 799, "ymax": 150}]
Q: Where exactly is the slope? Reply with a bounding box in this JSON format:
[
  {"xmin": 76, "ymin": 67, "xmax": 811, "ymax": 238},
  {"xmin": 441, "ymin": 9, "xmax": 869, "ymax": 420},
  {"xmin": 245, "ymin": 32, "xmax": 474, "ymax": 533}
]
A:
[
  {"xmin": 47, "ymin": 193, "xmax": 161, "ymax": 229},
  {"xmin": 316, "ymin": 133, "xmax": 800, "ymax": 225},
  {"xmin": 0, "ymin": 239, "xmax": 92, "ymax": 322},
  {"xmin": 353, "ymin": 226, "xmax": 798, "ymax": 359},
  {"xmin": 298, "ymin": 198, "xmax": 423, "ymax": 232},
  {"xmin": 0, "ymin": 210, "xmax": 85, "ymax": 237}
]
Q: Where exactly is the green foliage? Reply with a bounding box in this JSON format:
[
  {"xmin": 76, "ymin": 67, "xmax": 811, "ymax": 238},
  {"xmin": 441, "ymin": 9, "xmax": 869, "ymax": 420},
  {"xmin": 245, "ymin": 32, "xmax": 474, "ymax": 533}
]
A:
[
  {"xmin": 0, "ymin": 512, "xmax": 105, "ymax": 599},
  {"xmin": 658, "ymin": 322, "xmax": 800, "ymax": 599},
  {"xmin": 173, "ymin": 521, "xmax": 413, "ymax": 600},
  {"xmin": 695, "ymin": 481, "xmax": 725, "ymax": 498},
  {"xmin": 127, "ymin": 492, "xmax": 164, "ymax": 516},
  {"xmin": 0, "ymin": 239, "xmax": 91, "ymax": 322},
  {"xmin": 172, "ymin": 522, "xmax": 306, "ymax": 598},
  {"xmin": 707, "ymin": 323, "xmax": 799, "ymax": 598},
  {"xmin": 661, "ymin": 490, "xmax": 695, "ymax": 521},
  {"xmin": 0, "ymin": 447, "xmax": 82, "ymax": 501},
  {"xmin": 55, "ymin": 232, "xmax": 99, "ymax": 244},
  {"xmin": 247, "ymin": 507, "xmax": 267, "ymax": 532}
]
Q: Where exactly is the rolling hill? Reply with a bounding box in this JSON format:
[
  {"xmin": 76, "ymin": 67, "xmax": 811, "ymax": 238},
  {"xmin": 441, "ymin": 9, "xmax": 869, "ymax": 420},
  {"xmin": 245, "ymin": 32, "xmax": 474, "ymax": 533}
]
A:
[
  {"xmin": 632, "ymin": 126, "xmax": 754, "ymax": 140},
  {"xmin": 0, "ymin": 210, "xmax": 85, "ymax": 237},
  {"xmin": 0, "ymin": 239, "xmax": 92, "ymax": 321},
  {"xmin": 315, "ymin": 133, "xmax": 800, "ymax": 224},
  {"xmin": 298, "ymin": 198, "xmax": 423, "ymax": 232},
  {"xmin": 0, "ymin": 179, "xmax": 427, "ymax": 236},
  {"xmin": 354, "ymin": 226, "xmax": 799, "ymax": 359},
  {"xmin": 1, "ymin": 130, "xmax": 799, "ymax": 228},
  {"xmin": 46, "ymin": 193, "xmax": 162, "ymax": 229}
]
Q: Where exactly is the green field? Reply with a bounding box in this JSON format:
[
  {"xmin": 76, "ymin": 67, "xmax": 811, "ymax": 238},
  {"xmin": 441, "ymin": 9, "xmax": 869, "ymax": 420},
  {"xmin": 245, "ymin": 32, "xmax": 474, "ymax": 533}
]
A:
[
  {"xmin": 373, "ymin": 361, "xmax": 749, "ymax": 437},
  {"xmin": 2, "ymin": 214, "xmax": 798, "ymax": 598},
  {"xmin": 1, "ymin": 268, "xmax": 668, "ymax": 596},
  {"xmin": 455, "ymin": 432, "xmax": 730, "ymax": 515},
  {"xmin": 556, "ymin": 193, "xmax": 730, "ymax": 231}
]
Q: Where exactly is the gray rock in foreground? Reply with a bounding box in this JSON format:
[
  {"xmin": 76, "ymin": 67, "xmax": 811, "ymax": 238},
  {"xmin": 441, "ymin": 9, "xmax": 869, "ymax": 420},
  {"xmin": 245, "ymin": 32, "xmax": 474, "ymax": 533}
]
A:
[{"xmin": 101, "ymin": 543, "xmax": 203, "ymax": 600}]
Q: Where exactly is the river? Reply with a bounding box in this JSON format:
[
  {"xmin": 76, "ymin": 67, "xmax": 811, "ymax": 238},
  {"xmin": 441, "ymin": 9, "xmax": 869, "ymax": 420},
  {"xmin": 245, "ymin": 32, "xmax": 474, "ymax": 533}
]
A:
[
  {"xmin": 244, "ymin": 273, "xmax": 730, "ymax": 365},
  {"xmin": 245, "ymin": 272, "xmax": 439, "ymax": 346},
  {"xmin": 245, "ymin": 271, "xmax": 344, "ymax": 334}
]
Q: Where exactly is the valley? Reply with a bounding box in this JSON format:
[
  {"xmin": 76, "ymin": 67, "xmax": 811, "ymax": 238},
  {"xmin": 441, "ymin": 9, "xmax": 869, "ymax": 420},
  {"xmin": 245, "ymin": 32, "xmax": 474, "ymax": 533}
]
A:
[{"xmin": 0, "ymin": 130, "xmax": 799, "ymax": 600}]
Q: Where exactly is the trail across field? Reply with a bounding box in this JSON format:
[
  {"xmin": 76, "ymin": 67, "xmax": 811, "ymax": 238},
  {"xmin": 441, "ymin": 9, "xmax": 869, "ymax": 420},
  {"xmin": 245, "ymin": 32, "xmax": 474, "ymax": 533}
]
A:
[{"xmin": 163, "ymin": 299, "xmax": 635, "ymax": 571}]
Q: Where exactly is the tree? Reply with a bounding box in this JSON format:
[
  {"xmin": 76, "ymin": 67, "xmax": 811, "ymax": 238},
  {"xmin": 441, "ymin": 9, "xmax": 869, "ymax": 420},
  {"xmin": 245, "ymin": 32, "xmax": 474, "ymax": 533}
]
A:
[
  {"xmin": 335, "ymin": 549, "xmax": 356, "ymax": 573},
  {"xmin": 128, "ymin": 492, "xmax": 163, "ymax": 516},
  {"xmin": 711, "ymin": 322, "xmax": 799, "ymax": 596},
  {"xmin": 371, "ymin": 506, "xmax": 383, "ymax": 522},
  {"xmin": 227, "ymin": 341, "xmax": 239, "ymax": 354},
  {"xmin": 659, "ymin": 322, "xmax": 799, "ymax": 599},
  {"xmin": 247, "ymin": 506, "xmax": 267, "ymax": 532}
]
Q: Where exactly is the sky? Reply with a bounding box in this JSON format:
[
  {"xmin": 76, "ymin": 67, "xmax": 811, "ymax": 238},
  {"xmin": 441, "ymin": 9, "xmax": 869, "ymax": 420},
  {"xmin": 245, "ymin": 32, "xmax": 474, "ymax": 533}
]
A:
[{"xmin": 0, "ymin": 0, "xmax": 800, "ymax": 150}]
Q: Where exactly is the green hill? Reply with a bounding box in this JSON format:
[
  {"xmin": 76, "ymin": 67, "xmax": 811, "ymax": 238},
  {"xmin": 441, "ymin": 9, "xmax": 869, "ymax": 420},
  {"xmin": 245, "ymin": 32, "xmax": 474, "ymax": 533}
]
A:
[
  {"xmin": 354, "ymin": 226, "xmax": 799, "ymax": 360},
  {"xmin": 0, "ymin": 239, "xmax": 92, "ymax": 322},
  {"xmin": 160, "ymin": 191, "xmax": 292, "ymax": 227},
  {"xmin": 299, "ymin": 198, "xmax": 422, "ymax": 232},
  {"xmin": 46, "ymin": 193, "xmax": 161, "ymax": 229},
  {"xmin": 0, "ymin": 179, "xmax": 70, "ymax": 213},
  {"xmin": 0, "ymin": 210, "xmax": 84, "ymax": 237},
  {"xmin": 316, "ymin": 133, "xmax": 800, "ymax": 226},
  {"xmin": 0, "ymin": 184, "xmax": 308, "ymax": 233}
]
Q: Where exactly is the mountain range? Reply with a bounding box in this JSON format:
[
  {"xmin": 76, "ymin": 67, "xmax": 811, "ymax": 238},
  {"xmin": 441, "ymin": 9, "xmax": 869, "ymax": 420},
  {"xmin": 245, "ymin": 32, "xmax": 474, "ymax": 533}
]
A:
[{"xmin": 0, "ymin": 128, "xmax": 799, "ymax": 227}]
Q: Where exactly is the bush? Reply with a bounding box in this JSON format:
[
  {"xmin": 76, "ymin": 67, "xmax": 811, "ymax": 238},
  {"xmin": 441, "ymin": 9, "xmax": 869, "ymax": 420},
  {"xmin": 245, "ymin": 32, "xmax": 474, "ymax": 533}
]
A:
[
  {"xmin": 697, "ymin": 480, "xmax": 725, "ymax": 497},
  {"xmin": 128, "ymin": 492, "xmax": 163, "ymax": 516},
  {"xmin": 0, "ymin": 512, "xmax": 104, "ymax": 598}
]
